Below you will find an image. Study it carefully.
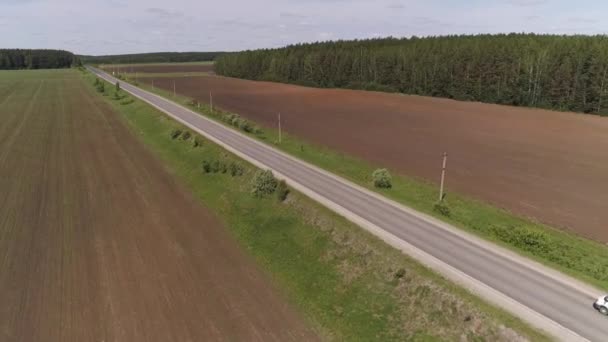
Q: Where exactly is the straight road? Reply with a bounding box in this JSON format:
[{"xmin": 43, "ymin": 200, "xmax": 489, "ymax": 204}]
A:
[{"xmin": 90, "ymin": 67, "xmax": 607, "ymax": 341}]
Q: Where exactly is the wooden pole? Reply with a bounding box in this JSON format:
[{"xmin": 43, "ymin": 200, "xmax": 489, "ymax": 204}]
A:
[
  {"xmin": 209, "ymin": 92, "xmax": 213, "ymax": 111},
  {"xmin": 173, "ymin": 80, "xmax": 176, "ymax": 97},
  {"xmin": 278, "ymin": 112, "xmax": 282, "ymax": 144},
  {"xmin": 439, "ymin": 152, "xmax": 447, "ymax": 201}
]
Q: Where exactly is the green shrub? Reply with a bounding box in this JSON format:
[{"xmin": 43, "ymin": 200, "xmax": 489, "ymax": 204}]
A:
[
  {"xmin": 231, "ymin": 116, "xmax": 240, "ymax": 127},
  {"xmin": 394, "ymin": 268, "xmax": 406, "ymax": 279},
  {"xmin": 492, "ymin": 225, "xmax": 550, "ymax": 254},
  {"xmin": 170, "ymin": 129, "xmax": 182, "ymax": 139},
  {"xmin": 251, "ymin": 169, "xmax": 278, "ymax": 197},
  {"xmin": 202, "ymin": 160, "xmax": 211, "ymax": 173},
  {"xmin": 229, "ymin": 162, "xmax": 244, "ymax": 176},
  {"xmin": 120, "ymin": 98, "xmax": 134, "ymax": 105},
  {"xmin": 96, "ymin": 82, "xmax": 105, "ymax": 93},
  {"xmin": 182, "ymin": 131, "xmax": 191, "ymax": 141},
  {"xmin": 241, "ymin": 121, "xmax": 254, "ymax": 133},
  {"xmin": 276, "ymin": 180, "xmax": 290, "ymax": 202},
  {"xmin": 192, "ymin": 138, "xmax": 201, "ymax": 148},
  {"xmin": 220, "ymin": 162, "xmax": 228, "ymax": 174},
  {"xmin": 433, "ymin": 201, "xmax": 451, "ymax": 217},
  {"xmin": 372, "ymin": 168, "xmax": 392, "ymax": 189},
  {"xmin": 211, "ymin": 160, "xmax": 221, "ymax": 173},
  {"xmin": 115, "ymin": 81, "xmax": 120, "ymax": 92}
]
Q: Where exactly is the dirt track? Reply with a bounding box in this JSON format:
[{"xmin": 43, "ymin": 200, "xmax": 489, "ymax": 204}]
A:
[
  {"xmin": 145, "ymin": 75, "xmax": 608, "ymax": 242},
  {"xmin": 0, "ymin": 71, "xmax": 316, "ymax": 342}
]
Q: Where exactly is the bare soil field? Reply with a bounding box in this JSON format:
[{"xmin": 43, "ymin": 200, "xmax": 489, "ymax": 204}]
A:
[
  {"xmin": 144, "ymin": 75, "xmax": 608, "ymax": 242},
  {"xmin": 0, "ymin": 70, "xmax": 316, "ymax": 342},
  {"xmin": 109, "ymin": 63, "xmax": 214, "ymax": 74}
]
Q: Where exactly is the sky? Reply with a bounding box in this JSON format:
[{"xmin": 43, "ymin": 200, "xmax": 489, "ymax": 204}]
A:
[{"xmin": 1, "ymin": 0, "xmax": 607, "ymax": 55}]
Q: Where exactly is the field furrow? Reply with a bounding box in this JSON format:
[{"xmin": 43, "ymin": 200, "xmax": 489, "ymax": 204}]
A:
[{"xmin": 0, "ymin": 70, "xmax": 316, "ymax": 342}]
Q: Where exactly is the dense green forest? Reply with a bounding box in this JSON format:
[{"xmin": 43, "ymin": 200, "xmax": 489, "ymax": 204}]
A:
[
  {"xmin": 0, "ymin": 49, "xmax": 79, "ymax": 69},
  {"xmin": 80, "ymin": 51, "xmax": 224, "ymax": 64},
  {"xmin": 216, "ymin": 34, "xmax": 608, "ymax": 115}
]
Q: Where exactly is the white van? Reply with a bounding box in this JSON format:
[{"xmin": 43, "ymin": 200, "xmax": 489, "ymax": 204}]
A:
[{"xmin": 593, "ymin": 295, "xmax": 608, "ymax": 315}]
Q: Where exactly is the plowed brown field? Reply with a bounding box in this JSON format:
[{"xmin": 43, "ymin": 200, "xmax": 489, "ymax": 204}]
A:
[
  {"xmin": 0, "ymin": 70, "xmax": 316, "ymax": 342},
  {"xmin": 144, "ymin": 75, "xmax": 608, "ymax": 242}
]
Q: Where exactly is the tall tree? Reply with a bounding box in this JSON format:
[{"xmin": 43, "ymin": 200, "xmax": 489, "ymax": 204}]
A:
[{"xmin": 216, "ymin": 34, "xmax": 608, "ymax": 116}]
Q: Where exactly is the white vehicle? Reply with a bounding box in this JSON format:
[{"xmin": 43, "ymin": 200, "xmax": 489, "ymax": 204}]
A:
[{"xmin": 593, "ymin": 295, "xmax": 608, "ymax": 315}]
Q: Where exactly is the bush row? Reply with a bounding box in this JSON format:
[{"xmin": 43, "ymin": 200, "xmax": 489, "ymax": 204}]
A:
[
  {"xmin": 94, "ymin": 78, "xmax": 104, "ymax": 93},
  {"xmin": 94, "ymin": 78, "xmax": 135, "ymax": 106},
  {"xmin": 202, "ymin": 159, "xmax": 244, "ymax": 177},
  {"xmin": 170, "ymin": 129, "xmax": 202, "ymax": 148},
  {"xmin": 213, "ymin": 111, "xmax": 263, "ymax": 135},
  {"xmin": 185, "ymin": 99, "xmax": 263, "ymax": 136}
]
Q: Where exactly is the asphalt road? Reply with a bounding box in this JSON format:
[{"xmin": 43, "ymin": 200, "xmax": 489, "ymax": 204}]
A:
[{"xmin": 90, "ymin": 67, "xmax": 607, "ymax": 341}]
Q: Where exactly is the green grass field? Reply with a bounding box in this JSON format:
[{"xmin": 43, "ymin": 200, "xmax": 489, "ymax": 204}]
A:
[
  {"xmin": 87, "ymin": 71, "xmax": 548, "ymax": 341},
  {"xmin": 127, "ymin": 73, "xmax": 608, "ymax": 292}
]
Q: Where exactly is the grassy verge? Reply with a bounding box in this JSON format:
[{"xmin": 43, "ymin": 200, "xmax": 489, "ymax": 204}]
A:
[
  {"xmin": 120, "ymin": 72, "xmax": 608, "ymax": 292},
  {"xmin": 85, "ymin": 71, "xmax": 548, "ymax": 341}
]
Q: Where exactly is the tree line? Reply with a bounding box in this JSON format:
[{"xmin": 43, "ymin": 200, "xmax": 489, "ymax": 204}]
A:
[
  {"xmin": 0, "ymin": 49, "xmax": 80, "ymax": 70},
  {"xmin": 80, "ymin": 51, "xmax": 224, "ymax": 65},
  {"xmin": 215, "ymin": 34, "xmax": 608, "ymax": 116}
]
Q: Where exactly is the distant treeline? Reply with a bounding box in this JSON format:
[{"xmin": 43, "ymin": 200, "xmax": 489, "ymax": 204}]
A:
[
  {"xmin": 80, "ymin": 52, "xmax": 225, "ymax": 64},
  {"xmin": 216, "ymin": 34, "xmax": 608, "ymax": 115},
  {"xmin": 0, "ymin": 49, "xmax": 80, "ymax": 70}
]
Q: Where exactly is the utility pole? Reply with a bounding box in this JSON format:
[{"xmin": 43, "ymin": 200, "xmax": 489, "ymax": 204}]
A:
[
  {"xmin": 439, "ymin": 152, "xmax": 448, "ymax": 202},
  {"xmin": 151, "ymin": 79, "xmax": 154, "ymax": 89},
  {"xmin": 173, "ymin": 80, "xmax": 176, "ymax": 97},
  {"xmin": 278, "ymin": 112, "xmax": 282, "ymax": 144},
  {"xmin": 209, "ymin": 92, "xmax": 213, "ymax": 111}
]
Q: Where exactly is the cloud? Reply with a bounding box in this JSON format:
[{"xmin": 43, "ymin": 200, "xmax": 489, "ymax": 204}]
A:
[
  {"xmin": 280, "ymin": 11, "xmax": 306, "ymax": 19},
  {"xmin": 2, "ymin": 0, "xmax": 608, "ymax": 55},
  {"xmin": 568, "ymin": 17, "xmax": 598, "ymax": 24},
  {"xmin": 0, "ymin": 0, "xmax": 40, "ymax": 5},
  {"xmin": 506, "ymin": 0, "xmax": 548, "ymax": 6},
  {"xmin": 145, "ymin": 7, "xmax": 183, "ymax": 19},
  {"xmin": 387, "ymin": 3, "xmax": 405, "ymax": 9}
]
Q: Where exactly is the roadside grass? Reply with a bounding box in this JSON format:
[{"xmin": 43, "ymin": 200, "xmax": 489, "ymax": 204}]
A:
[
  {"xmin": 125, "ymin": 73, "xmax": 608, "ymax": 292},
  {"xmin": 87, "ymin": 71, "xmax": 548, "ymax": 341}
]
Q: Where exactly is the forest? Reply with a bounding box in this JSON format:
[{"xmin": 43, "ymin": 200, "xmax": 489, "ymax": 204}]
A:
[
  {"xmin": 0, "ymin": 49, "xmax": 79, "ymax": 70},
  {"xmin": 80, "ymin": 51, "xmax": 224, "ymax": 64},
  {"xmin": 215, "ymin": 34, "xmax": 608, "ymax": 115}
]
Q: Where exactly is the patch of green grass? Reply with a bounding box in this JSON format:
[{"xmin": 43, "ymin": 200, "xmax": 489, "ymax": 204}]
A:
[
  {"xmin": 86, "ymin": 72, "xmax": 548, "ymax": 341},
  {"xmin": 132, "ymin": 74, "xmax": 608, "ymax": 292}
]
